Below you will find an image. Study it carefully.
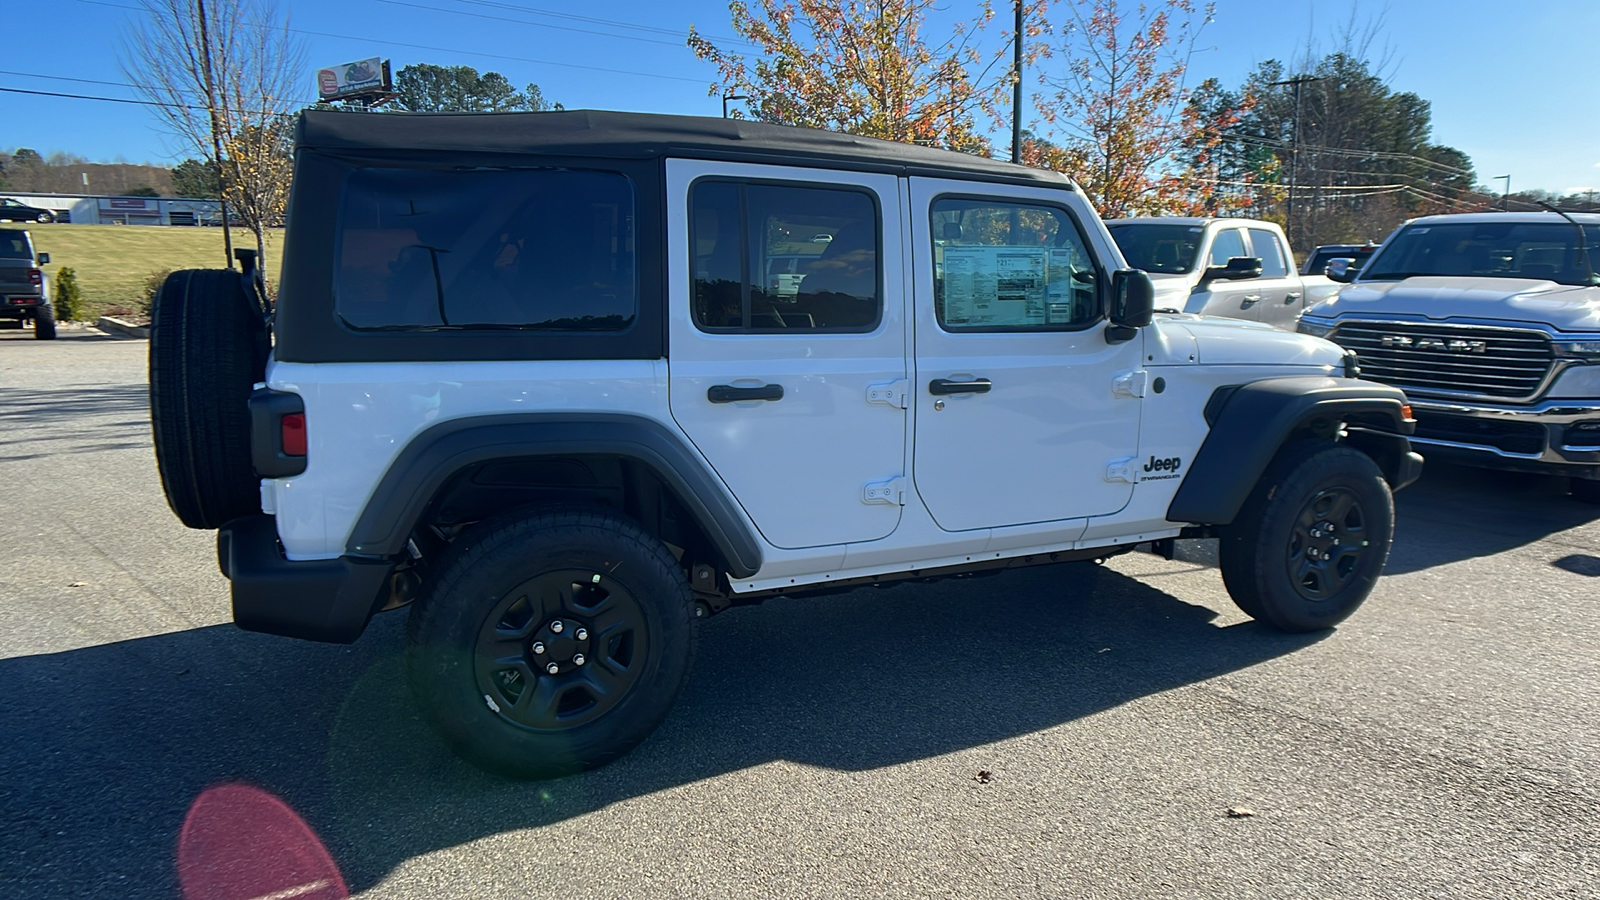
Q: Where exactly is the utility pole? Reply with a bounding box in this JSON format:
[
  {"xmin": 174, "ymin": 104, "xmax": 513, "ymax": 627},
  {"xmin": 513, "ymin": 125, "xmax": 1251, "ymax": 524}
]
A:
[
  {"xmin": 1271, "ymin": 75, "xmax": 1319, "ymax": 251},
  {"xmin": 1011, "ymin": 0, "xmax": 1024, "ymax": 164},
  {"xmin": 195, "ymin": 0, "xmax": 234, "ymax": 268},
  {"xmin": 1496, "ymin": 174, "xmax": 1511, "ymax": 211}
]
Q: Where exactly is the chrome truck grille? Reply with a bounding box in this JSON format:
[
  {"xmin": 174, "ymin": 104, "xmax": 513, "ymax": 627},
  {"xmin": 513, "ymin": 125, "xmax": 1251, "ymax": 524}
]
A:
[{"xmin": 1330, "ymin": 322, "xmax": 1554, "ymax": 399}]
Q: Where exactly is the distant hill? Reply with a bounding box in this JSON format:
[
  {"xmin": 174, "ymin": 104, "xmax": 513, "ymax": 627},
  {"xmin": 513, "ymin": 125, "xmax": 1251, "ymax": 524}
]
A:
[{"xmin": 0, "ymin": 151, "xmax": 176, "ymax": 196}]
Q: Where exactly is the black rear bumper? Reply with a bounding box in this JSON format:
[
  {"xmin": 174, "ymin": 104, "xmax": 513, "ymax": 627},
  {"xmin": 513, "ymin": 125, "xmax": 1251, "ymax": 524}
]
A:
[{"xmin": 218, "ymin": 515, "xmax": 394, "ymax": 644}]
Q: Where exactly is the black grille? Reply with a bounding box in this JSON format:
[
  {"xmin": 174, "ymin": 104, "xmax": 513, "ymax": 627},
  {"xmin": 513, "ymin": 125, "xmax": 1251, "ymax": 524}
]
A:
[
  {"xmin": 1331, "ymin": 322, "xmax": 1553, "ymax": 399},
  {"xmin": 1411, "ymin": 412, "xmax": 1547, "ymax": 455}
]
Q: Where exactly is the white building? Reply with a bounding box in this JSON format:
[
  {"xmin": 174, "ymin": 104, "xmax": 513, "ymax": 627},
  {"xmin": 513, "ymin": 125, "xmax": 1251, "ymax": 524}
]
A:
[{"xmin": 0, "ymin": 191, "xmax": 223, "ymax": 226}]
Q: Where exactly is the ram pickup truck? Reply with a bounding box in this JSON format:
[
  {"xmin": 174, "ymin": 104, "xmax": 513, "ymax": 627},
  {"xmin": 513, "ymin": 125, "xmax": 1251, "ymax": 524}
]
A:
[
  {"xmin": 1300, "ymin": 211, "xmax": 1600, "ymax": 502},
  {"xmin": 0, "ymin": 228, "xmax": 55, "ymax": 339},
  {"xmin": 1107, "ymin": 217, "xmax": 1342, "ymax": 330}
]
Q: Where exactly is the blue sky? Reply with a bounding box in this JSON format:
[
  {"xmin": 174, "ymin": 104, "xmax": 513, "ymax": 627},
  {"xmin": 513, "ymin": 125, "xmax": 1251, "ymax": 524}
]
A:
[{"xmin": 2, "ymin": 0, "xmax": 1596, "ymax": 195}]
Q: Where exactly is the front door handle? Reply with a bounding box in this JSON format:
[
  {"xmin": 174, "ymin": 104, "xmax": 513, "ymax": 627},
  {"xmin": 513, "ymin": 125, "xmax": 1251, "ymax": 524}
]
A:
[
  {"xmin": 1240, "ymin": 294, "xmax": 1261, "ymax": 307},
  {"xmin": 707, "ymin": 383, "xmax": 784, "ymax": 403},
  {"xmin": 929, "ymin": 378, "xmax": 992, "ymax": 395},
  {"xmin": 1285, "ymin": 291, "xmax": 1302, "ymax": 303}
]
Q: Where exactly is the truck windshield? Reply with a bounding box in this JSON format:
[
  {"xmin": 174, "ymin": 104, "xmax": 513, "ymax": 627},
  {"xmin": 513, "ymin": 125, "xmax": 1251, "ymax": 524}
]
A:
[
  {"xmin": 1105, "ymin": 223, "xmax": 1201, "ymax": 274},
  {"xmin": 0, "ymin": 233, "xmax": 32, "ymax": 259},
  {"xmin": 1362, "ymin": 222, "xmax": 1600, "ymax": 285}
]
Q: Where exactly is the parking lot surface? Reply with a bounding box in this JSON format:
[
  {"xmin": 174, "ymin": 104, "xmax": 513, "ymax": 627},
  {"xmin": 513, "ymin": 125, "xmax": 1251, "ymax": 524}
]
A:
[{"xmin": 3, "ymin": 330, "xmax": 1599, "ymax": 898}]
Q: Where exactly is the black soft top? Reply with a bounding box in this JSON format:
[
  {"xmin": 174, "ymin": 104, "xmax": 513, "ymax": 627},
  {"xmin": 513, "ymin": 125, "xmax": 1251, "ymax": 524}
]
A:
[{"xmin": 296, "ymin": 108, "xmax": 1071, "ymax": 188}]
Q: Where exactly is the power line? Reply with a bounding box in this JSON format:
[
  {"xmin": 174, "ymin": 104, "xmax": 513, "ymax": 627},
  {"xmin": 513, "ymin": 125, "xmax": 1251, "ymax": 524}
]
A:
[
  {"xmin": 391, "ymin": 0, "xmax": 755, "ymax": 49},
  {"xmin": 374, "ymin": 0, "xmax": 692, "ymax": 49}
]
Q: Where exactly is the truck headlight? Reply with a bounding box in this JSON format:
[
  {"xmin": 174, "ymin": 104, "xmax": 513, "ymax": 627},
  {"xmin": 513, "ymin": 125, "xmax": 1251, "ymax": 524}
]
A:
[
  {"xmin": 1552, "ymin": 340, "xmax": 1600, "ymax": 361},
  {"xmin": 1548, "ymin": 365, "xmax": 1600, "ymax": 398},
  {"xmin": 1297, "ymin": 317, "xmax": 1337, "ymax": 338}
]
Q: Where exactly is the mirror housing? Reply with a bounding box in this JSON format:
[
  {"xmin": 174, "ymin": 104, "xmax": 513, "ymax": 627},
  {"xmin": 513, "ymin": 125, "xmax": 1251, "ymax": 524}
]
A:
[
  {"xmin": 36, "ymin": 252, "xmax": 49, "ymax": 265},
  {"xmin": 1324, "ymin": 257, "xmax": 1357, "ymax": 283},
  {"xmin": 1198, "ymin": 256, "xmax": 1263, "ymax": 287},
  {"xmin": 1106, "ymin": 268, "xmax": 1154, "ymax": 344}
]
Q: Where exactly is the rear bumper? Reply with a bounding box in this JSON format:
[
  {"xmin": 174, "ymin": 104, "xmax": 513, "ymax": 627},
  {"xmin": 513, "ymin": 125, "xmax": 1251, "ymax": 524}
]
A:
[{"xmin": 218, "ymin": 514, "xmax": 394, "ymax": 644}]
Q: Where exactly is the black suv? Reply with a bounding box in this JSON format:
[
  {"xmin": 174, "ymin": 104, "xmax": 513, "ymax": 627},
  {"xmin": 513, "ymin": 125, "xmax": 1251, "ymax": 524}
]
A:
[{"xmin": 0, "ymin": 228, "xmax": 55, "ymax": 339}]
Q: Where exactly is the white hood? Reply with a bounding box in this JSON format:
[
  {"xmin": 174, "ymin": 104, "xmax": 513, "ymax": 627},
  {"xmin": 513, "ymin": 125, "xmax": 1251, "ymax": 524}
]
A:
[
  {"xmin": 1315, "ymin": 277, "xmax": 1600, "ymax": 332},
  {"xmin": 1149, "ymin": 314, "xmax": 1347, "ymax": 367}
]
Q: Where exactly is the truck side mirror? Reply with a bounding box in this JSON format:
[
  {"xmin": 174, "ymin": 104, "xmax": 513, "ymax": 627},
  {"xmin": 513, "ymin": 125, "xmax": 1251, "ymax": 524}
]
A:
[
  {"xmin": 1106, "ymin": 268, "xmax": 1153, "ymax": 344},
  {"xmin": 1324, "ymin": 257, "xmax": 1357, "ymax": 283},
  {"xmin": 36, "ymin": 252, "xmax": 49, "ymax": 265},
  {"xmin": 1198, "ymin": 256, "xmax": 1263, "ymax": 287}
]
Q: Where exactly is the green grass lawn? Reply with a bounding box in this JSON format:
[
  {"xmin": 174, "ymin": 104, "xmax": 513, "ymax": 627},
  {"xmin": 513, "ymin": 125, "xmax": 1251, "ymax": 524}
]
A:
[{"xmin": 26, "ymin": 223, "xmax": 284, "ymax": 320}]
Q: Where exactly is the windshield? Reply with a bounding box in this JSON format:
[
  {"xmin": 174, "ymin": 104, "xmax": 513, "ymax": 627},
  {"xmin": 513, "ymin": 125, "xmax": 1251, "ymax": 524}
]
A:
[
  {"xmin": 1106, "ymin": 223, "xmax": 1202, "ymax": 274},
  {"xmin": 1361, "ymin": 221, "xmax": 1600, "ymax": 285}
]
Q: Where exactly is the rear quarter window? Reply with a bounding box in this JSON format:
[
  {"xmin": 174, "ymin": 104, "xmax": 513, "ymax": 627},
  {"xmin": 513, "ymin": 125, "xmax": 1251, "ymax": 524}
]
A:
[{"xmin": 335, "ymin": 168, "xmax": 636, "ymax": 332}]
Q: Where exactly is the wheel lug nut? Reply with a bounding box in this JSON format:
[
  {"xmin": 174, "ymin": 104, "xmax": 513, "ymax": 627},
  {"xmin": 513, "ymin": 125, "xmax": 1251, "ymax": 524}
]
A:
[
  {"xmin": 573, "ymin": 654, "xmax": 586, "ymax": 666},
  {"xmin": 575, "ymin": 628, "xmax": 588, "ymax": 641},
  {"xmin": 532, "ymin": 641, "xmax": 546, "ymax": 655},
  {"xmin": 550, "ymin": 620, "xmax": 564, "ymax": 633},
  {"xmin": 546, "ymin": 662, "xmax": 560, "ymax": 675}
]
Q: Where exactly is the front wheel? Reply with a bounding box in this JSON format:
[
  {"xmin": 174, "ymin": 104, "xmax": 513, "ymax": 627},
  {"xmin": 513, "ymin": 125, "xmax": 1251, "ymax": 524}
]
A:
[
  {"xmin": 35, "ymin": 212, "xmax": 54, "ymax": 224},
  {"xmin": 405, "ymin": 507, "xmax": 696, "ymax": 779},
  {"xmin": 1220, "ymin": 444, "xmax": 1394, "ymax": 632}
]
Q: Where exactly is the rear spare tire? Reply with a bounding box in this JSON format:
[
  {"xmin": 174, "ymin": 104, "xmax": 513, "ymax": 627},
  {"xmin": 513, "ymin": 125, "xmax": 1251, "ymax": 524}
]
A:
[{"xmin": 150, "ymin": 269, "xmax": 268, "ymax": 529}]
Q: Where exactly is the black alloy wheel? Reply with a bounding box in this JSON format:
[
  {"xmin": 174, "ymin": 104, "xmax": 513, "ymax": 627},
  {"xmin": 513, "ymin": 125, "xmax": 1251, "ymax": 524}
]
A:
[
  {"xmin": 475, "ymin": 569, "xmax": 649, "ymax": 731},
  {"xmin": 1285, "ymin": 487, "xmax": 1368, "ymax": 601},
  {"xmin": 406, "ymin": 507, "xmax": 695, "ymax": 779},
  {"xmin": 1220, "ymin": 443, "xmax": 1394, "ymax": 632}
]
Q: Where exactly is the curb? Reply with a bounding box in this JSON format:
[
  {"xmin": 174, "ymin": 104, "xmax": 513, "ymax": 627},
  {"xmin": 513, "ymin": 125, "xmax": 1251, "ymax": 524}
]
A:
[{"xmin": 97, "ymin": 316, "xmax": 150, "ymax": 339}]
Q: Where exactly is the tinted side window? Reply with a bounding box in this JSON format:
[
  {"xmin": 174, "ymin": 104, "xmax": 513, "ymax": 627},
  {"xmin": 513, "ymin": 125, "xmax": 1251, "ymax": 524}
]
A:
[
  {"xmin": 691, "ymin": 180, "xmax": 880, "ymax": 332},
  {"xmin": 932, "ymin": 198, "xmax": 1099, "ymax": 331},
  {"xmin": 1208, "ymin": 228, "xmax": 1247, "ymax": 267},
  {"xmin": 1247, "ymin": 228, "xmax": 1289, "ymax": 277},
  {"xmin": 336, "ymin": 168, "xmax": 635, "ymax": 331}
]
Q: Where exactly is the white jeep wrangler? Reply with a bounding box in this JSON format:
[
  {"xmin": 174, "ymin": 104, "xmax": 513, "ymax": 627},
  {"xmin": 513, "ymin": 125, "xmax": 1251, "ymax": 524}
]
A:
[{"xmin": 149, "ymin": 110, "xmax": 1422, "ymax": 778}]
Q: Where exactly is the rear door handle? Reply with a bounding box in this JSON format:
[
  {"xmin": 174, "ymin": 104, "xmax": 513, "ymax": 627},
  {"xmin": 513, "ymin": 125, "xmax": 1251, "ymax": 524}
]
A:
[
  {"xmin": 707, "ymin": 383, "xmax": 784, "ymax": 403},
  {"xmin": 929, "ymin": 378, "xmax": 992, "ymax": 395}
]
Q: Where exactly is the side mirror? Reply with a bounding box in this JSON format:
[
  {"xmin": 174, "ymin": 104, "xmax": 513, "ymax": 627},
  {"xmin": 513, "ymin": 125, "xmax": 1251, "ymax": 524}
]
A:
[
  {"xmin": 1198, "ymin": 256, "xmax": 1263, "ymax": 287},
  {"xmin": 36, "ymin": 252, "xmax": 49, "ymax": 265},
  {"xmin": 1324, "ymin": 257, "xmax": 1357, "ymax": 283},
  {"xmin": 1106, "ymin": 268, "xmax": 1154, "ymax": 343}
]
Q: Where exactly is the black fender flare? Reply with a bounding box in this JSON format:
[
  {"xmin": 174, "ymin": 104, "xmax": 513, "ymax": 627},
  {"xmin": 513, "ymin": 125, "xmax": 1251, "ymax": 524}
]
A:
[
  {"xmin": 344, "ymin": 413, "xmax": 764, "ymax": 578},
  {"xmin": 1166, "ymin": 375, "xmax": 1420, "ymax": 526}
]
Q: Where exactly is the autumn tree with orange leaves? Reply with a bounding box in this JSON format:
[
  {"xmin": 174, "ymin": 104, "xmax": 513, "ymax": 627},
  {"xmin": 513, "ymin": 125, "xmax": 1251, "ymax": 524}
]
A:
[
  {"xmin": 688, "ymin": 0, "xmax": 1016, "ymax": 154},
  {"xmin": 1027, "ymin": 0, "xmax": 1256, "ymax": 217}
]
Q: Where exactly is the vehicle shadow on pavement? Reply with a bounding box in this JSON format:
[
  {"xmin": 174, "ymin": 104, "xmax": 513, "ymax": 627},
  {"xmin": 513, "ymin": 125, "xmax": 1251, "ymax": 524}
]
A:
[
  {"xmin": 0, "ymin": 563, "xmax": 1320, "ymax": 895},
  {"xmin": 0, "ymin": 385, "xmax": 150, "ymax": 461},
  {"xmin": 1384, "ymin": 460, "xmax": 1600, "ymax": 574}
]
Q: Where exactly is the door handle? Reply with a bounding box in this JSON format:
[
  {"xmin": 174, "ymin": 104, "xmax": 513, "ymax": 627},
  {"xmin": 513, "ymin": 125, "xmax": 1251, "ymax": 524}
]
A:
[
  {"xmin": 1285, "ymin": 292, "xmax": 1302, "ymax": 302},
  {"xmin": 707, "ymin": 383, "xmax": 784, "ymax": 403},
  {"xmin": 1240, "ymin": 294, "xmax": 1261, "ymax": 306},
  {"xmin": 929, "ymin": 378, "xmax": 992, "ymax": 395}
]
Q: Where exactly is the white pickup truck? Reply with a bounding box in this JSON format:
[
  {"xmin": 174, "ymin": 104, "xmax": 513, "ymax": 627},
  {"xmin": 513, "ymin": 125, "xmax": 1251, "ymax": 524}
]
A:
[
  {"xmin": 1299, "ymin": 211, "xmax": 1600, "ymax": 502},
  {"xmin": 1107, "ymin": 217, "xmax": 1342, "ymax": 330}
]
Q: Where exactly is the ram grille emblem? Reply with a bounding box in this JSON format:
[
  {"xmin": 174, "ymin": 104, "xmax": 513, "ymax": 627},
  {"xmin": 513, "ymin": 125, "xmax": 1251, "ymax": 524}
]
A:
[{"xmin": 1380, "ymin": 334, "xmax": 1487, "ymax": 353}]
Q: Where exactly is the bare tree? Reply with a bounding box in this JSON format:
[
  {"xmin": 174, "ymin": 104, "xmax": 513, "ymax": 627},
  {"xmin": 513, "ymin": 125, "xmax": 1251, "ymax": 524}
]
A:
[{"xmin": 122, "ymin": 0, "xmax": 305, "ymax": 272}]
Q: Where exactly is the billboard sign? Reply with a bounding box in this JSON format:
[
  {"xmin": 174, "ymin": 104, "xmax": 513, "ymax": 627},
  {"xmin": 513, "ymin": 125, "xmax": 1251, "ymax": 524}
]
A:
[{"xmin": 317, "ymin": 57, "xmax": 391, "ymax": 101}]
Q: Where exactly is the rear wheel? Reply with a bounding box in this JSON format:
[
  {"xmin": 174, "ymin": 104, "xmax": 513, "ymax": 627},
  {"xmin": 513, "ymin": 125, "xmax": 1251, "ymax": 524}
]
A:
[
  {"xmin": 33, "ymin": 307, "xmax": 56, "ymax": 340},
  {"xmin": 1220, "ymin": 444, "xmax": 1394, "ymax": 632},
  {"xmin": 149, "ymin": 269, "xmax": 269, "ymax": 529},
  {"xmin": 35, "ymin": 212, "xmax": 53, "ymax": 224},
  {"xmin": 406, "ymin": 507, "xmax": 696, "ymax": 779},
  {"xmin": 1572, "ymin": 478, "xmax": 1600, "ymax": 505}
]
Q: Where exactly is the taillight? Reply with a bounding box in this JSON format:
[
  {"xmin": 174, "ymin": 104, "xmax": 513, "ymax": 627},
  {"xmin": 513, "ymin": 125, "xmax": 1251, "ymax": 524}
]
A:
[
  {"xmin": 280, "ymin": 413, "xmax": 307, "ymax": 456},
  {"xmin": 28, "ymin": 268, "xmax": 42, "ymax": 286}
]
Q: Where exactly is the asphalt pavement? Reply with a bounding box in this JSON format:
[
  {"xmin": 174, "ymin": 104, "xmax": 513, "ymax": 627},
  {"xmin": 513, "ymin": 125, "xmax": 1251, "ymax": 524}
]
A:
[{"xmin": 2, "ymin": 327, "xmax": 1598, "ymax": 898}]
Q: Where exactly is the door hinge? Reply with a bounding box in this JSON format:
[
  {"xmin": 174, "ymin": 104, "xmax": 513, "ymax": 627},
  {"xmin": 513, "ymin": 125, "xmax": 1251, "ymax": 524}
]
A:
[
  {"xmin": 866, "ymin": 379, "xmax": 909, "ymax": 409},
  {"xmin": 863, "ymin": 476, "xmax": 906, "ymax": 505},
  {"xmin": 1105, "ymin": 457, "xmax": 1139, "ymax": 484},
  {"xmin": 1112, "ymin": 370, "xmax": 1149, "ymax": 399}
]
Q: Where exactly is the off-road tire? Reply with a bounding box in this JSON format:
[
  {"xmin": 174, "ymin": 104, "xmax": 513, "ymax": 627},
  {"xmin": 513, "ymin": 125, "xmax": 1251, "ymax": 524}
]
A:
[
  {"xmin": 1220, "ymin": 443, "xmax": 1394, "ymax": 632},
  {"xmin": 149, "ymin": 269, "xmax": 268, "ymax": 529},
  {"xmin": 1572, "ymin": 478, "xmax": 1600, "ymax": 505},
  {"xmin": 32, "ymin": 308, "xmax": 56, "ymax": 340},
  {"xmin": 406, "ymin": 507, "xmax": 696, "ymax": 779}
]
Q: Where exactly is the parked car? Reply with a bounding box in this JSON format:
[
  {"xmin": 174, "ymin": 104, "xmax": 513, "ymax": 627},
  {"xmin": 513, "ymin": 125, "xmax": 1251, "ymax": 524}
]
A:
[
  {"xmin": 0, "ymin": 228, "xmax": 56, "ymax": 339},
  {"xmin": 1299, "ymin": 211, "xmax": 1600, "ymax": 501},
  {"xmin": 1105, "ymin": 217, "xmax": 1343, "ymax": 329},
  {"xmin": 0, "ymin": 198, "xmax": 57, "ymax": 223},
  {"xmin": 1303, "ymin": 241, "xmax": 1379, "ymax": 277},
  {"xmin": 148, "ymin": 109, "xmax": 1421, "ymax": 779}
]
